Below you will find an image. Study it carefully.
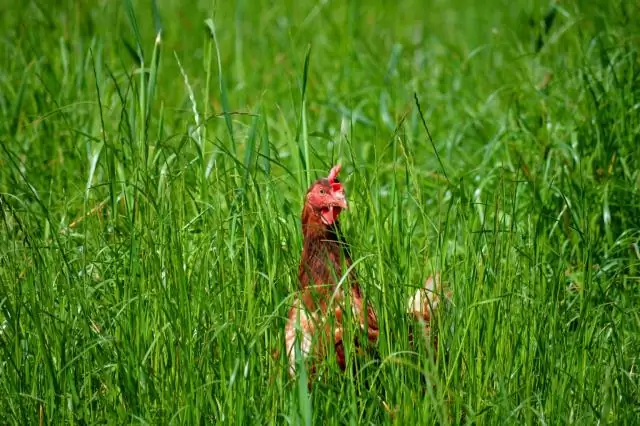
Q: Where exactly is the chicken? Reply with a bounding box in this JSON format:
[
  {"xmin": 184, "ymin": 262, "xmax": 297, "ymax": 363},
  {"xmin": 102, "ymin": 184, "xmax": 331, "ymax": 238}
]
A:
[
  {"xmin": 406, "ymin": 273, "xmax": 451, "ymax": 354},
  {"xmin": 284, "ymin": 165, "xmax": 448, "ymax": 379},
  {"xmin": 285, "ymin": 165, "xmax": 379, "ymax": 378}
]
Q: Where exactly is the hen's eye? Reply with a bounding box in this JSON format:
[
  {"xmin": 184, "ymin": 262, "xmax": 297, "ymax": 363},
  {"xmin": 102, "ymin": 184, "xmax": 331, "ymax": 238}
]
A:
[{"xmin": 319, "ymin": 188, "xmax": 326, "ymax": 195}]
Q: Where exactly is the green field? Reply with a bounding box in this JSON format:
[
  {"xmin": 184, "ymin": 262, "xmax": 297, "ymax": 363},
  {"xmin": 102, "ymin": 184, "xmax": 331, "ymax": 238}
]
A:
[{"xmin": 1, "ymin": 0, "xmax": 639, "ymax": 423}]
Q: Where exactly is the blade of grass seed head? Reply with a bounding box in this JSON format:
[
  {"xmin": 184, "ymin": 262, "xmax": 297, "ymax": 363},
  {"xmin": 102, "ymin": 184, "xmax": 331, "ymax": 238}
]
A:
[
  {"xmin": 151, "ymin": 0, "xmax": 163, "ymax": 36},
  {"xmin": 121, "ymin": 38, "xmax": 142, "ymax": 67},
  {"xmin": 9, "ymin": 64, "xmax": 29, "ymax": 137},
  {"xmin": 206, "ymin": 18, "xmax": 239, "ymax": 195},
  {"xmin": 205, "ymin": 18, "xmax": 236, "ymax": 149},
  {"xmin": 234, "ymin": 0, "xmax": 246, "ymax": 90},
  {"xmin": 299, "ymin": 45, "xmax": 312, "ymax": 188},
  {"xmin": 174, "ymin": 52, "xmax": 203, "ymax": 160},
  {"xmin": 104, "ymin": 64, "xmax": 134, "ymax": 225},
  {"xmin": 282, "ymin": 105, "xmax": 304, "ymax": 197},
  {"xmin": 414, "ymin": 92, "xmax": 449, "ymax": 184},
  {"xmin": 58, "ymin": 36, "xmax": 69, "ymax": 83},
  {"xmin": 204, "ymin": 27, "xmax": 214, "ymax": 180},
  {"xmin": 123, "ymin": 0, "xmax": 144, "ymax": 62},
  {"xmin": 145, "ymin": 31, "xmax": 162, "ymax": 148},
  {"xmin": 242, "ymin": 107, "xmax": 260, "ymax": 193},
  {"xmin": 602, "ymin": 182, "xmax": 613, "ymax": 249},
  {"xmin": 137, "ymin": 61, "xmax": 146, "ymax": 170},
  {"xmin": 379, "ymin": 90, "xmax": 394, "ymax": 132},
  {"xmin": 260, "ymin": 105, "xmax": 271, "ymax": 176}
]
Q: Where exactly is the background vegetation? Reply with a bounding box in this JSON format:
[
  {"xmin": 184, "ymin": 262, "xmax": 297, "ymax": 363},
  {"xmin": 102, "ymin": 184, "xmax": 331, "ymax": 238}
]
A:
[{"xmin": 1, "ymin": 0, "xmax": 638, "ymax": 423}]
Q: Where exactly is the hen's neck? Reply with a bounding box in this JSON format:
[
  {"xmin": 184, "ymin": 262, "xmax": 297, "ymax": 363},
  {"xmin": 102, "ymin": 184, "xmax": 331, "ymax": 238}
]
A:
[{"xmin": 299, "ymin": 223, "xmax": 352, "ymax": 289}]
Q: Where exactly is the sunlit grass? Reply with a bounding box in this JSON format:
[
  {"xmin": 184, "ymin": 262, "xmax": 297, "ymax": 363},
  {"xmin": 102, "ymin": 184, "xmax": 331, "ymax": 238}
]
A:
[{"xmin": 0, "ymin": 0, "xmax": 639, "ymax": 423}]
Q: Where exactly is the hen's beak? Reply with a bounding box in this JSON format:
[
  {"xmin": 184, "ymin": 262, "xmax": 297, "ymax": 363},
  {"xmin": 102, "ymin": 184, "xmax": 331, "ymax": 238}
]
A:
[
  {"xmin": 319, "ymin": 190, "xmax": 348, "ymax": 226},
  {"xmin": 333, "ymin": 190, "xmax": 347, "ymax": 210}
]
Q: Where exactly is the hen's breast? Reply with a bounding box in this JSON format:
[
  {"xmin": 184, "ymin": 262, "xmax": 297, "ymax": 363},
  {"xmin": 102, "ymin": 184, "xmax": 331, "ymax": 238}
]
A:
[{"xmin": 298, "ymin": 243, "xmax": 346, "ymax": 289}]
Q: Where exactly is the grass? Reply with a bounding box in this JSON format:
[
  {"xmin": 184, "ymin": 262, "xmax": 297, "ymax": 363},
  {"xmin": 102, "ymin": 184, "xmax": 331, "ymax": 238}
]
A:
[{"xmin": 1, "ymin": 0, "xmax": 639, "ymax": 423}]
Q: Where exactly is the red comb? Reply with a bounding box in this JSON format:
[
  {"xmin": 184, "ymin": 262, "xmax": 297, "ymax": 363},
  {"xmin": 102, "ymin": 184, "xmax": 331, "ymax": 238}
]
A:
[
  {"xmin": 327, "ymin": 164, "xmax": 341, "ymax": 184},
  {"xmin": 327, "ymin": 164, "xmax": 343, "ymax": 192}
]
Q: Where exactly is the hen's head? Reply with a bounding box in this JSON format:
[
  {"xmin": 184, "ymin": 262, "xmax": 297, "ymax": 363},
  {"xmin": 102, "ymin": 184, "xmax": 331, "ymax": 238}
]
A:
[{"xmin": 303, "ymin": 164, "xmax": 347, "ymax": 227}]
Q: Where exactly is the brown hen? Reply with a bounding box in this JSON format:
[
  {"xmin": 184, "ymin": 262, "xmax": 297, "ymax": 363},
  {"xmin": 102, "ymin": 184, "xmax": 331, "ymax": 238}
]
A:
[
  {"xmin": 284, "ymin": 165, "xmax": 447, "ymax": 380},
  {"xmin": 285, "ymin": 165, "xmax": 378, "ymax": 378}
]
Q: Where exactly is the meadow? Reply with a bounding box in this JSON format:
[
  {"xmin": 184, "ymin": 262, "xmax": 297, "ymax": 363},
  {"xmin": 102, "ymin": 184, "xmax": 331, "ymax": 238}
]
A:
[{"xmin": 1, "ymin": 0, "xmax": 639, "ymax": 423}]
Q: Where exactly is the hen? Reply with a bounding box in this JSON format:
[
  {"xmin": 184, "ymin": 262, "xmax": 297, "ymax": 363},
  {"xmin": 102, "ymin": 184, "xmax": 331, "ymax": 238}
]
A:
[
  {"xmin": 284, "ymin": 165, "xmax": 447, "ymax": 379},
  {"xmin": 285, "ymin": 165, "xmax": 378, "ymax": 377},
  {"xmin": 406, "ymin": 273, "xmax": 450, "ymax": 354}
]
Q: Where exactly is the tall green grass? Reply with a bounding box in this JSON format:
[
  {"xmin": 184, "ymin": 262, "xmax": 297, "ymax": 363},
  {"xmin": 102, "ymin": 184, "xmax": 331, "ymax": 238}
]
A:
[{"xmin": 1, "ymin": 0, "xmax": 638, "ymax": 423}]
